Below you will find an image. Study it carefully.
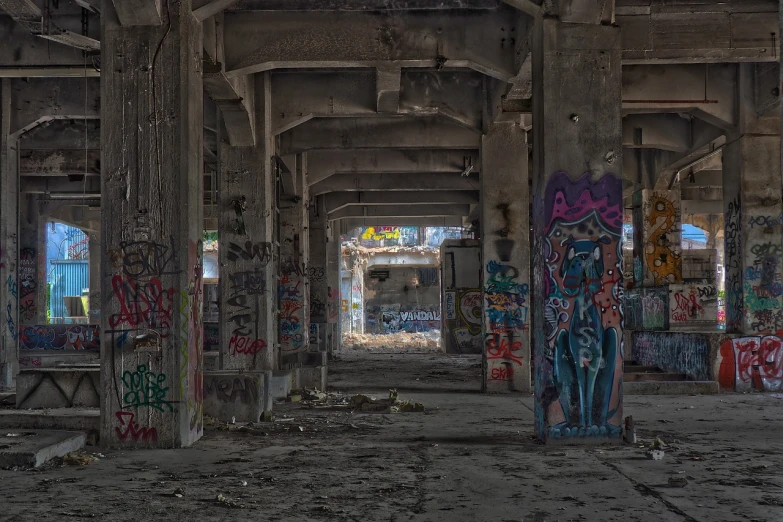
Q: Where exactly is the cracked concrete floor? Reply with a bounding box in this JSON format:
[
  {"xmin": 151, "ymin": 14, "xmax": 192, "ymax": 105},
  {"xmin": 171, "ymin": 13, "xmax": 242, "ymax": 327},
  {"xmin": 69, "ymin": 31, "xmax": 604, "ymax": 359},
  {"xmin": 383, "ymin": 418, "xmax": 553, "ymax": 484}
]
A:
[{"xmin": 1, "ymin": 352, "xmax": 782, "ymax": 521}]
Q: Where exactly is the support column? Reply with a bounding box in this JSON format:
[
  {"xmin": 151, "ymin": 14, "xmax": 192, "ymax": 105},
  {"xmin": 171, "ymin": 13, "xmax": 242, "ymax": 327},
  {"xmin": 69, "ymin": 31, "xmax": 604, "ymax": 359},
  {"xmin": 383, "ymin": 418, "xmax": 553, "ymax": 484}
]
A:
[
  {"xmin": 531, "ymin": 18, "xmax": 624, "ymax": 441},
  {"xmin": 0, "ymin": 78, "xmax": 17, "ymax": 389},
  {"xmin": 480, "ymin": 122, "xmax": 530, "ymax": 393},
  {"xmin": 218, "ymin": 73, "xmax": 275, "ymax": 371},
  {"xmin": 722, "ymin": 67, "xmax": 783, "ymax": 335},
  {"xmin": 100, "ymin": 3, "xmax": 204, "ymax": 447},
  {"xmin": 88, "ymin": 229, "xmax": 101, "ymax": 324},
  {"xmin": 279, "ymin": 153, "xmax": 310, "ymax": 364},
  {"xmin": 326, "ymin": 222, "xmax": 340, "ymax": 354},
  {"xmin": 308, "ymin": 195, "xmax": 328, "ymax": 353},
  {"xmin": 632, "ymin": 189, "xmax": 682, "ymax": 287},
  {"xmin": 19, "ymin": 195, "xmax": 45, "ymax": 325}
]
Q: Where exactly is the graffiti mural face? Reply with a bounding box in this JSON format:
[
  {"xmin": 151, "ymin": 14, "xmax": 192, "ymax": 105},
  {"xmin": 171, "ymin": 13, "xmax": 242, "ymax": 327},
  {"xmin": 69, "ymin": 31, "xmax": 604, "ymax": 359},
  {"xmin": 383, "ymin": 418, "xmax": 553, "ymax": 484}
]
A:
[{"xmin": 536, "ymin": 172, "xmax": 623, "ymax": 440}]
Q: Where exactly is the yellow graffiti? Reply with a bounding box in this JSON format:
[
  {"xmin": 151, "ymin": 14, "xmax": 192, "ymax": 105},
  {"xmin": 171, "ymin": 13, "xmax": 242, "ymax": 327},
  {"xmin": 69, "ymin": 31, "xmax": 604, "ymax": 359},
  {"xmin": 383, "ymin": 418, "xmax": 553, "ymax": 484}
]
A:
[
  {"xmin": 361, "ymin": 227, "xmax": 400, "ymax": 241},
  {"xmin": 645, "ymin": 194, "xmax": 681, "ymax": 285}
]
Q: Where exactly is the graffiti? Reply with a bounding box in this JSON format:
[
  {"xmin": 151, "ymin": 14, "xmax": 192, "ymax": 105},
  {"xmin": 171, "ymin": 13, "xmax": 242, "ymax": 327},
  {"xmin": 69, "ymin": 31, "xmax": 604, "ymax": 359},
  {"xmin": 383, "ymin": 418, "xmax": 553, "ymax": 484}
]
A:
[
  {"xmin": 724, "ymin": 196, "xmax": 742, "ymax": 331},
  {"xmin": 372, "ymin": 306, "xmax": 440, "ymax": 334},
  {"xmin": 310, "ymin": 296, "xmax": 326, "ymax": 318},
  {"xmin": 399, "ymin": 310, "xmax": 440, "ymax": 322},
  {"xmin": 669, "ymin": 284, "xmax": 717, "ymax": 324},
  {"xmin": 227, "ymin": 241, "xmax": 272, "ymax": 264},
  {"xmin": 121, "ymin": 364, "xmax": 174, "ymax": 412},
  {"xmin": 309, "ymin": 323, "xmax": 319, "ymax": 345},
  {"xmin": 490, "ymin": 364, "xmax": 514, "ymax": 381},
  {"xmin": 280, "ymin": 274, "xmax": 305, "ymax": 352},
  {"xmin": 280, "ymin": 260, "xmax": 305, "ymax": 277},
  {"xmin": 444, "ymin": 291, "xmax": 456, "ymax": 320},
  {"xmin": 487, "ymin": 337, "xmax": 524, "ymax": 365},
  {"xmin": 18, "ymin": 356, "xmax": 42, "ymax": 368},
  {"xmin": 633, "ymin": 332, "xmax": 711, "ymax": 381},
  {"xmin": 119, "ymin": 238, "xmax": 179, "ymax": 278},
  {"xmin": 204, "ymin": 376, "xmax": 259, "ymax": 404},
  {"xmin": 720, "ymin": 336, "xmax": 783, "ymax": 392},
  {"xmin": 308, "ymin": 266, "xmax": 325, "ymax": 282},
  {"xmin": 641, "ymin": 192, "xmax": 681, "ymax": 285},
  {"xmin": 6, "ymin": 275, "xmax": 17, "ymax": 298},
  {"xmin": 229, "ymin": 271, "xmax": 265, "ymax": 295},
  {"xmin": 747, "ymin": 214, "xmax": 783, "ymax": 228},
  {"xmin": 185, "ymin": 240, "xmax": 204, "ymax": 433},
  {"xmin": 228, "ymin": 333, "xmax": 266, "ymax": 356},
  {"xmin": 537, "ymin": 172, "xmax": 623, "ymax": 440},
  {"xmin": 485, "ymin": 260, "xmax": 528, "ymax": 295},
  {"xmin": 204, "ymin": 323, "xmax": 219, "ymax": 348},
  {"xmin": 109, "ymin": 275, "xmax": 175, "ymax": 332},
  {"xmin": 361, "ymin": 226, "xmax": 400, "ymax": 241},
  {"xmin": 341, "ymin": 299, "xmax": 348, "ymax": 313},
  {"xmin": 114, "ymin": 411, "xmax": 158, "ymax": 443},
  {"xmin": 6, "ymin": 302, "xmax": 17, "ymax": 342},
  {"xmin": 20, "ymin": 325, "xmax": 100, "ymax": 350},
  {"xmin": 328, "ymin": 287, "xmax": 339, "ymax": 321},
  {"xmin": 67, "ymin": 237, "xmax": 89, "ymax": 260},
  {"xmin": 18, "ymin": 247, "xmax": 36, "ymax": 322},
  {"xmin": 625, "ymin": 287, "xmax": 667, "ymax": 331}
]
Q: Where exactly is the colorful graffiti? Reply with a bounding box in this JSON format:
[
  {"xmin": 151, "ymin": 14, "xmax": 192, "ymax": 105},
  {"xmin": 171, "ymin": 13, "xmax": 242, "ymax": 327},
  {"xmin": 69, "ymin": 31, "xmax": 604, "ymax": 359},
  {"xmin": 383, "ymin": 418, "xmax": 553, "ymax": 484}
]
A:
[
  {"xmin": 641, "ymin": 191, "xmax": 681, "ymax": 285},
  {"xmin": 279, "ymin": 273, "xmax": 305, "ymax": 352},
  {"xmin": 444, "ymin": 289, "xmax": 482, "ymax": 354},
  {"xmin": 669, "ymin": 284, "xmax": 717, "ymax": 324},
  {"xmin": 724, "ymin": 196, "xmax": 743, "ymax": 332},
  {"xmin": 122, "ymin": 364, "xmax": 174, "ymax": 412},
  {"xmin": 20, "ymin": 324, "xmax": 99, "ymax": 350},
  {"xmin": 633, "ymin": 331, "xmax": 711, "ymax": 381},
  {"xmin": 536, "ymin": 172, "xmax": 623, "ymax": 440},
  {"xmin": 358, "ymin": 226, "xmax": 418, "ymax": 247},
  {"xmin": 720, "ymin": 335, "xmax": 783, "ymax": 392},
  {"xmin": 625, "ymin": 287, "xmax": 667, "ymax": 331},
  {"xmin": 368, "ymin": 305, "xmax": 441, "ymax": 334},
  {"xmin": 18, "ymin": 247, "xmax": 37, "ymax": 322},
  {"xmin": 743, "ymin": 237, "xmax": 783, "ymax": 333}
]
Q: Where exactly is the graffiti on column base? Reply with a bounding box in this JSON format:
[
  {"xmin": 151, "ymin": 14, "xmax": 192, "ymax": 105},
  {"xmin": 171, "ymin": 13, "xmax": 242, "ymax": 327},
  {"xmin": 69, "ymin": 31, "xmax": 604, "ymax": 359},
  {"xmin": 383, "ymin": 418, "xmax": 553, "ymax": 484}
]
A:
[
  {"xmin": 115, "ymin": 411, "xmax": 158, "ymax": 443},
  {"xmin": 204, "ymin": 376, "xmax": 259, "ymax": 404},
  {"xmin": 18, "ymin": 247, "xmax": 36, "ymax": 322},
  {"xmin": 719, "ymin": 336, "xmax": 783, "ymax": 392},
  {"xmin": 229, "ymin": 333, "xmax": 267, "ymax": 356},
  {"xmin": 643, "ymin": 193, "xmax": 682, "ymax": 285},
  {"xmin": 537, "ymin": 172, "xmax": 623, "ymax": 439},
  {"xmin": 121, "ymin": 364, "xmax": 175, "ymax": 412},
  {"xmin": 20, "ymin": 325, "xmax": 100, "ymax": 350}
]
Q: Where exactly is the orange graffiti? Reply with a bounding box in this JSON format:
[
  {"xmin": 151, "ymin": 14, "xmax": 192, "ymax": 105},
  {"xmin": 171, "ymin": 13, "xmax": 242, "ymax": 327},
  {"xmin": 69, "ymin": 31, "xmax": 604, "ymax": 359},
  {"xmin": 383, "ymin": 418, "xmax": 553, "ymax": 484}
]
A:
[{"xmin": 645, "ymin": 194, "xmax": 681, "ymax": 284}]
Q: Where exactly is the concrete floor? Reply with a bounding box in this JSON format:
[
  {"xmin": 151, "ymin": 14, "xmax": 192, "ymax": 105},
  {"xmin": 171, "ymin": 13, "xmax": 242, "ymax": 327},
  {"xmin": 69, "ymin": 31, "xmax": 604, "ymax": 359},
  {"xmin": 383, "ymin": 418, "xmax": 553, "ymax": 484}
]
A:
[{"xmin": 0, "ymin": 352, "xmax": 781, "ymax": 521}]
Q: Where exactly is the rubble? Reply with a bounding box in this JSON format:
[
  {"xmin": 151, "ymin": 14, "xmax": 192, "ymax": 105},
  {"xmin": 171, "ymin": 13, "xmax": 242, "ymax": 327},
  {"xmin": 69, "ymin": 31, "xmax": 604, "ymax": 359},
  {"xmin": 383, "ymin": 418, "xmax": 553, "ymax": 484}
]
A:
[{"xmin": 341, "ymin": 331, "xmax": 443, "ymax": 353}]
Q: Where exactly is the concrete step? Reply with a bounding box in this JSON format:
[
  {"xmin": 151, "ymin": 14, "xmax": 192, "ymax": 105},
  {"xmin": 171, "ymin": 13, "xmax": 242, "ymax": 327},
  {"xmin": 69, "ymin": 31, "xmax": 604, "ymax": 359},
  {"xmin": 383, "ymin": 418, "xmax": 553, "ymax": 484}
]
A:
[
  {"xmin": 0, "ymin": 430, "xmax": 85, "ymax": 468},
  {"xmin": 16, "ymin": 368, "xmax": 100, "ymax": 409},
  {"xmin": 624, "ymin": 381, "xmax": 720, "ymax": 395},
  {"xmin": 0, "ymin": 408, "xmax": 99, "ymax": 433},
  {"xmin": 624, "ymin": 372, "xmax": 689, "ymax": 382}
]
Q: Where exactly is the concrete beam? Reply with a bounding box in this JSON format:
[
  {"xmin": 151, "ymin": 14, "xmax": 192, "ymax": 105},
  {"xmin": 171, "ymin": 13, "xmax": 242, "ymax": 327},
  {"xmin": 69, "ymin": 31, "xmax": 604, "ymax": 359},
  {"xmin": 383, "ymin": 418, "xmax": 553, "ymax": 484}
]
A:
[
  {"xmin": 311, "ymin": 172, "xmax": 478, "ymax": 196},
  {"xmin": 329, "ymin": 204, "xmax": 470, "ymax": 220},
  {"xmin": 618, "ymin": 1, "xmax": 777, "ymax": 64},
  {"xmin": 193, "ymin": 0, "xmax": 241, "ymax": 21},
  {"xmin": 622, "ymin": 114, "xmax": 691, "ymax": 153},
  {"xmin": 325, "ymin": 190, "xmax": 479, "ymax": 214},
  {"xmin": 110, "ymin": 0, "xmax": 163, "ymax": 26},
  {"xmin": 0, "ymin": 2, "xmax": 100, "ymax": 51},
  {"xmin": 308, "ymin": 149, "xmax": 479, "ymax": 185},
  {"xmin": 279, "ymin": 116, "xmax": 480, "ymax": 155},
  {"xmin": 20, "ymin": 148, "xmax": 100, "ymax": 176},
  {"xmin": 21, "ymin": 176, "xmax": 100, "ymax": 194},
  {"xmin": 271, "ymin": 70, "xmax": 484, "ymax": 134},
  {"xmin": 681, "ymin": 199, "xmax": 723, "ymax": 215},
  {"xmin": 223, "ymin": 9, "xmax": 519, "ymax": 80},
  {"xmin": 338, "ymin": 216, "xmax": 463, "ymax": 234},
  {"xmin": 230, "ymin": 0, "xmax": 499, "ymax": 10},
  {"xmin": 10, "ymin": 77, "xmax": 100, "ymax": 136}
]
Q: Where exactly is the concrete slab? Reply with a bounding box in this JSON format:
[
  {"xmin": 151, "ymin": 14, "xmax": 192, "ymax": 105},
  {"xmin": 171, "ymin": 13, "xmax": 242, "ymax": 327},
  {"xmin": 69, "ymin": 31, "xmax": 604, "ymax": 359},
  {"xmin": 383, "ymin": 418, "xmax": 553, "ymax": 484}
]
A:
[
  {"xmin": 0, "ymin": 430, "xmax": 85, "ymax": 468},
  {"xmin": 16, "ymin": 368, "xmax": 100, "ymax": 409},
  {"xmin": 624, "ymin": 381, "xmax": 720, "ymax": 395},
  {"xmin": 203, "ymin": 372, "xmax": 267, "ymax": 423},
  {"xmin": 298, "ymin": 366, "xmax": 327, "ymax": 390},
  {"xmin": 270, "ymin": 371, "xmax": 294, "ymax": 399},
  {"xmin": 0, "ymin": 408, "xmax": 100, "ymax": 432}
]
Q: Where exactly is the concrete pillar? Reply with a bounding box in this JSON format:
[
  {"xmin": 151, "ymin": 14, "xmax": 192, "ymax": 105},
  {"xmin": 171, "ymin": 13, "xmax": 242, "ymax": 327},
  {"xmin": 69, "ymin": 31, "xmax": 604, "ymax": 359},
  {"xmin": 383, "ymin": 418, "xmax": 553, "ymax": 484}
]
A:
[
  {"xmin": 531, "ymin": 19, "xmax": 624, "ymax": 441},
  {"xmin": 480, "ymin": 122, "xmax": 530, "ymax": 392},
  {"xmin": 632, "ymin": 189, "xmax": 682, "ymax": 287},
  {"xmin": 100, "ymin": 3, "xmax": 204, "ymax": 447},
  {"xmin": 308, "ymin": 195, "xmax": 328, "ymax": 352},
  {"xmin": 88, "ymin": 229, "xmax": 101, "ymax": 324},
  {"xmin": 326, "ymin": 222, "xmax": 340, "ymax": 354},
  {"xmin": 218, "ymin": 73, "xmax": 275, "ymax": 372},
  {"xmin": 441, "ymin": 239, "xmax": 482, "ymax": 354},
  {"xmin": 19, "ymin": 195, "xmax": 45, "ymax": 325},
  {"xmin": 0, "ymin": 78, "xmax": 17, "ymax": 389},
  {"xmin": 722, "ymin": 66, "xmax": 783, "ymax": 335},
  {"xmin": 279, "ymin": 153, "xmax": 310, "ymax": 364}
]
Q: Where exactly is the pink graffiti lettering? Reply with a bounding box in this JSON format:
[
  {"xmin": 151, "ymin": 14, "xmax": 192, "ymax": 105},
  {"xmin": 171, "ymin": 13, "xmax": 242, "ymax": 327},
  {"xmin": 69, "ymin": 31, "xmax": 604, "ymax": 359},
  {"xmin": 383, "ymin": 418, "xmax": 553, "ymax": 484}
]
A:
[{"xmin": 115, "ymin": 411, "xmax": 158, "ymax": 443}]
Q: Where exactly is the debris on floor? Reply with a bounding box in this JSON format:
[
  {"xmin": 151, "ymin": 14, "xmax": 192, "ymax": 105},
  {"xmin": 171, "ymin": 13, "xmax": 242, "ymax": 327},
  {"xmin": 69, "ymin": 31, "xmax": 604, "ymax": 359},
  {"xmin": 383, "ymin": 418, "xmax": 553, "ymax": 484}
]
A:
[
  {"xmin": 342, "ymin": 331, "xmax": 442, "ymax": 353},
  {"xmin": 62, "ymin": 452, "xmax": 99, "ymax": 466}
]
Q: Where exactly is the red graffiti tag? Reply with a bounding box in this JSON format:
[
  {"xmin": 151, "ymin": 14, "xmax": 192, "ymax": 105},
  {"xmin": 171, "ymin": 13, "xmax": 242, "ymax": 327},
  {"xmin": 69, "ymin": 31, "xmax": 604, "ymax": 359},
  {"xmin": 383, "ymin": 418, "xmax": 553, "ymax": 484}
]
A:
[
  {"xmin": 228, "ymin": 333, "xmax": 267, "ymax": 356},
  {"xmin": 109, "ymin": 275, "xmax": 174, "ymax": 332},
  {"xmin": 486, "ymin": 337, "xmax": 524, "ymax": 365},
  {"xmin": 733, "ymin": 336, "xmax": 783, "ymax": 391},
  {"xmin": 490, "ymin": 366, "xmax": 514, "ymax": 381},
  {"xmin": 115, "ymin": 411, "xmax": 158, "ymax": 443}
]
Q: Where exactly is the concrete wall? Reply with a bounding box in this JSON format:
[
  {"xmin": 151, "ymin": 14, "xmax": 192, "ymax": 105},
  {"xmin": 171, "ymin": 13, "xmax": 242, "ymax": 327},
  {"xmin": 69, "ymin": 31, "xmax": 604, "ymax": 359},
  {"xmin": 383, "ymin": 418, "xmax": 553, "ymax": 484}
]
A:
[
  {"xmin": 668, "ymin": 283, "xmax": 718, "ymax": 328},
  {"xmin": 364, "ymin": 266, "xmax": 440, "ymax": 333},
  {"xmin": 633, "ymin": 331, "xmax": 737, "ymax": 382},
  {"xmin": 441, "ymin": 239, "xmax": 481, "ymax": 354},
  {"xmin": 718, "ymin": 334, "xmax": 783, "ymax": 392}
]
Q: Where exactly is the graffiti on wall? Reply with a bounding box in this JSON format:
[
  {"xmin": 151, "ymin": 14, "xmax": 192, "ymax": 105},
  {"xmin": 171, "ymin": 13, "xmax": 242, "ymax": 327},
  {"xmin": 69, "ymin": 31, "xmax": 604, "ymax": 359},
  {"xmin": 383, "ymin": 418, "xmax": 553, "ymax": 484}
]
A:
[
  {"xmin": 279, "ymin": 272, "xmax": 305, "ymax": 352},
  {"xmin": 669, "ymin": 284, "xmax": 717, "ymax": 324},
  {"xmin": 633, "ymin": 331, "xmax": 711, "ymax": 381},
  {"xmin": 642, "ymin": 191, "xmax": 681, "ymax": 285},
  {"xmin": 368, "ymin": 305, "xmax": 441, "ymax": 334},
  {"xmin": 743, "ymin": 236, "xmax": 783, "ymax": 333},
  {"xmin": 484, "ymin": 259, "xmax": 528, "ymax": 386},
  {"xmin": 18, "ymin": 247, "xmax": 37, "ymax": 322},
  {"xmin": 624, "ymin": 287, "xmax": 667, "ymax": 331},
  {"xmin": 225, "ymin": 241, "xmax": 271, "ymax": 358},
  {"xmin": 719, "ymin": 336, "xmax": 783, "ymax": 392},
  {"xmin": 20, "ymin": 324, "xmax": 99, "ymax": 350},
  {"xmin": 444, "ymin": 289, "xmax": 482, "ymax": 354},
  {"xmin": 724, "ymin": 196, "xmax": 743, "ymax": 332},
  {"xmin": 536, "ymin": 172, "xmax": 623, "ymax": 439},
  {"xmin": 358, "ymin": 226, "xmax": 418, "ymax": 247}
]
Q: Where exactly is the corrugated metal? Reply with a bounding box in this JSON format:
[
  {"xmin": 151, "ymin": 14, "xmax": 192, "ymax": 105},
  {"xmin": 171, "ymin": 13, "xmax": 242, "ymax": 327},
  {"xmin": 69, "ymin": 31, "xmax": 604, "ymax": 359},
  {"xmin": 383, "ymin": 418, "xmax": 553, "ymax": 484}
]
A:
[{"xmin": 50, "ymin": 260, "xmax": 89, "ymax": 321}]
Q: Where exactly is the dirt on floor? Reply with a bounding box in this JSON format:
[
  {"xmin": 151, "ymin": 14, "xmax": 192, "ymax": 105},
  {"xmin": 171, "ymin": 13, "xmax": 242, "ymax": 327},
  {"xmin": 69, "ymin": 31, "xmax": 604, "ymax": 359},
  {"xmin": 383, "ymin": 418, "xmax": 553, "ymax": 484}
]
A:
[
  {"xmin": 1, "ymin": 352, "xmax": 782, "ymax": 521},
  {"xmin": 341, "ymin": 332, "xmax": 443, "ymax": 353}
]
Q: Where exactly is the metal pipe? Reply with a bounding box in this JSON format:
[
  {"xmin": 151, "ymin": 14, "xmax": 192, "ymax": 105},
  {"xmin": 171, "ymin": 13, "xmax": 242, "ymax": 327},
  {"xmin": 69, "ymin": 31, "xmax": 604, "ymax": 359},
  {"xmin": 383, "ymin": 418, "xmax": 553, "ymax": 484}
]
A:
[{"xmin": 0, "ymin": 66, "xmax": 100, "ymax": 78}]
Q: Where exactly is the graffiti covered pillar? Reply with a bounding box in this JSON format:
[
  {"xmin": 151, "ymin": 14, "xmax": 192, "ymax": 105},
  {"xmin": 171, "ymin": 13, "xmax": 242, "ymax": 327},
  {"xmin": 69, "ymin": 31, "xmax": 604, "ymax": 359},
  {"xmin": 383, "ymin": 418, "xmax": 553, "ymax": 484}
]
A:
[
  {"xmin": 88, "ymin": 229, "xmax": 101, "ymax": 324},
  {"xmin": 19, "ymin": 195, "xmax": 45, "ymax": 325},
  {"xmin": 722, "ymin": 64, "xmax": 783, "ymax": 336},
  {"xmin": 480, "ymin": 123, "xmax": 530, "ymax": 392},
  {"xmin": 100, "ymin": 3, "xmax": 204, "ymax": 447},
  {"xmin": 326, "ymin": 222, "xmax": 340, "ymax": 353},
  {"xmin": 308, "ymin": 195, "xmax": 328, "ymax": 352},
  {"xmin": 279, "ymin": 153, "xmax": 310, "ymax": 363},
  {"xmin": 0, "ymin": 78, "xmax": 18, "ymax": 389},
  {"xmin": 632, "ymin": 189, "xmax": 682, "ymax": 287},
  {"xmin": 218, "ymin": 73, "xmax": 275, "ymax": 372},
  {"xmin": 531, "ymin": 17, "xmax": 624, "ymax": 441}
]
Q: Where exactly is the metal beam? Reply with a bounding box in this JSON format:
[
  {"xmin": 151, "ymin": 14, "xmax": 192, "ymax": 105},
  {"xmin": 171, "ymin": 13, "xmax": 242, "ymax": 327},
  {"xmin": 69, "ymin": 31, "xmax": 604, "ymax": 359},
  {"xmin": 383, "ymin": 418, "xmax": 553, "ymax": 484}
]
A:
[
  {"xmin": 10, "ymin": 77, "xmax": 100, "ymax": 136},
  {"xmin": 110, "ymin": 0, "xmax": 163, "ymax": 26},
  {"xmin": 308, "ymin": 149, "xmax": 479, "ymax": 184},
  {"xmin": 223, "ymin": 9, "xmax": 519, "ymax": 80},
  {"xmin": 325, "ymin": 190, "xmax": 479, "ymax": 214},
  {"xmin": 20, "ymin": 149, "xmax": 100, "ymax": 176},
  {"xmin": 329, "ymin": 203, "xmax": 470, "ymax": 220},
  {"xmin": 310, "ymin": 172, "xmax": 479, "ymax": 196},
  {"xmin": 0, "ymin": 1, "xmax": 100, "ymax": 51},
  {"xmin": 279, "ymin": 116, "xmax": 480, "ymax": 155}
]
